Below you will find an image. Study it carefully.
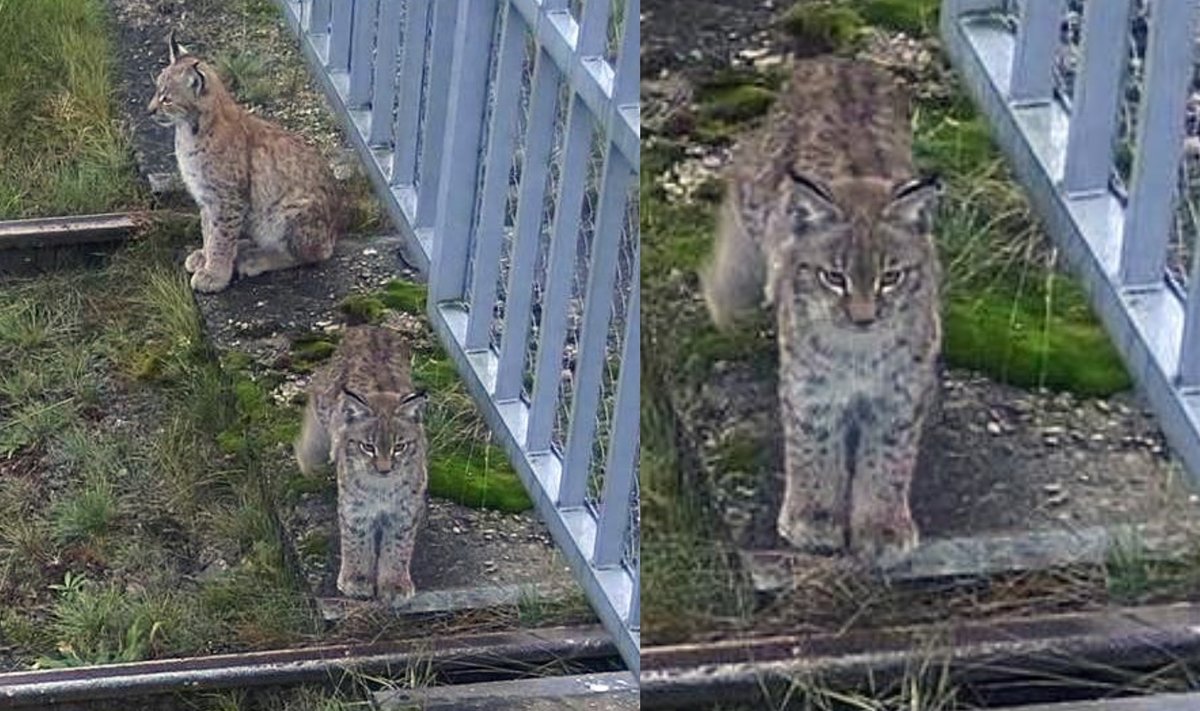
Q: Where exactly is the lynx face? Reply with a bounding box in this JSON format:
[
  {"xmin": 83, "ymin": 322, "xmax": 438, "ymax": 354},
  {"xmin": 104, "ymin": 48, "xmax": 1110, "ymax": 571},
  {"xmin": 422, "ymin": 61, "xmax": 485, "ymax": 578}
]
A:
[
  {"xmin": 147, "ymin": 33, "xmax": 210, "ymax": 127},
  {"xmin": 340, "ymin": 390, "xmax": 427, "ymax": 477},
  {"xmin": 781, "ymin": 172, "xmax": 941, "ymax": 331}
]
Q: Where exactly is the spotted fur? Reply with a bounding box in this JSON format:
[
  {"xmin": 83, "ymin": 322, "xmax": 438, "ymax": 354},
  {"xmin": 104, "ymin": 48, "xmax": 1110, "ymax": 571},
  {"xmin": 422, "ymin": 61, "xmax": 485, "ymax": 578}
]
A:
[
  {"xmin": 295, "ymin": 326, "xmax": 428, "ymax": 601},
  {"xmin": 701, "ymin": 58, "xmax": 943, "ymax": 561},
  {"xmin": 148, "ymin": 32, "xmax": 341, "ymax": 293}
]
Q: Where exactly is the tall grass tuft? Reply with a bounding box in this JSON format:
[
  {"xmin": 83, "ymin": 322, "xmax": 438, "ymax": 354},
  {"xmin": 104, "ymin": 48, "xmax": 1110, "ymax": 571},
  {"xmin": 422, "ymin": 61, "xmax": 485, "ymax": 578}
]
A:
[{"xmin": 0, "ymin": 0, "xmax": 141, "ymax": 217}]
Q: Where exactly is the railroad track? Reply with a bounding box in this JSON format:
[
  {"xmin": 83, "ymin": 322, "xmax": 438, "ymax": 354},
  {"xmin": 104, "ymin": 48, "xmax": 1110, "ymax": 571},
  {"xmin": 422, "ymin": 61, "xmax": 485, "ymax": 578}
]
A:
[
  {"xmin": 641, "ymin": 603, "xmax": 1200, "ymax": 708},
  {"xmin": 0, "ymin": 626, "xmax": 618, "ymax": 709}
]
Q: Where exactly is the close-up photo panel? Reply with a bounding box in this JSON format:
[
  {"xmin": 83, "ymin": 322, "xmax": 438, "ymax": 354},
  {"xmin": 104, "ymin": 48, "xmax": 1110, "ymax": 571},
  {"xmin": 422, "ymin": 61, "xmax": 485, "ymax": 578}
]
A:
[
  {"xmin": 0, "ymin": 0, "xmax": 639, "ymax": 708},
  {"xmin": 641, "ymin": 0, "xmax": 1200, "ymax": 709}
]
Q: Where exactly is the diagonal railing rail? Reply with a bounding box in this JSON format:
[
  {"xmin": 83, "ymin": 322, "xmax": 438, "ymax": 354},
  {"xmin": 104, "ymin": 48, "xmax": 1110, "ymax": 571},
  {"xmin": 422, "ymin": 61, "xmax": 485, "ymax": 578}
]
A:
[{"xmin": 272, "ymin": 0, "xmax": 640, "ymax": 672}]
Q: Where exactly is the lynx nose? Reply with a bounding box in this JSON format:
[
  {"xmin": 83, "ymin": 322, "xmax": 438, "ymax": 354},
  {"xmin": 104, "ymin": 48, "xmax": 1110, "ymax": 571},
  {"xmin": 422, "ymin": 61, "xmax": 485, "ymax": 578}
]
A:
[{"xmin": 846, "ymin": 297, "xmax": 876, "ymax": 326}]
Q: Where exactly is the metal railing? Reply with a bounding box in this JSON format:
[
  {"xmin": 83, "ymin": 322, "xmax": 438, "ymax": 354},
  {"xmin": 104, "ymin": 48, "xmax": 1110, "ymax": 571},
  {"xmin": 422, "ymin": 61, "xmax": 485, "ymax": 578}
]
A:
[
  {"xmin": 272, "ymin": 0, "xmax": 640, "ymax": 672},
  {"xmin": 940, "ymin": 0, "xmax": 1200, "ymax": 488}
]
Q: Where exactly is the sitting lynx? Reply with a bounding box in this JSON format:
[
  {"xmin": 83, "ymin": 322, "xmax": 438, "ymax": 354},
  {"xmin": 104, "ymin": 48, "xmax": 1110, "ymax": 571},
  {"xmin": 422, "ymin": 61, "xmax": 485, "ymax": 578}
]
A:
[
  {"xmin": 702, "ymin": 58, "xmax": 942, "ymax": 562},
  {"xmin": 295, "ymin": 326, "xmax": 428, "ymax": 601},
  {"xmin": 148, "ymin": 32, "xmax": 341, "ymax": 293}
]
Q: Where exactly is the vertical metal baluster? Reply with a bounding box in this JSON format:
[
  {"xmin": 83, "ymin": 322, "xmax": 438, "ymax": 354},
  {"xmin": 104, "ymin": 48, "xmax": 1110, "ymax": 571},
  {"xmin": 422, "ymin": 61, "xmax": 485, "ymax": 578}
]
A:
[
  {"xmin": 367, "ymin": 0, "xmax": 402, "ymax": 146},
  {"xmin": 1119, "ymin": 0, "xmax": 1198, "ymax": 287},
  {"xmin": 559, "ymin": 151, "xmax": 632, "ymax": 507},
  {"xmin": 390, "ymin": 0, "xmax": 431, "ymax": 187},
  {"xmin": 347, "ymin": 0, "xmax": 379, "ymax": 107},
  {"xmin": 522, "ymin": 92, "xmax": 591, "ymax": 448},
  {"xmin": 1061, "ymin": 0, "xmax": 1134, "ymax": 195},
  {"xmin": 465, "ymin": 5, "xmax": 526, "ymax": 351},
  {"xmin": 429, "ymin": 0, "xmax": 497, "ymax": 304},
  {"xmin": 592, "ymin": 255, "xmax": 638, "ymax": 566},
  {"xmin": 327, "ymin": 0, "xmax": 354, "ymax": 71},
  {"xmin": 493, "ymin": 41, "xmax": 565, "ymax": 403},
  {"xmin": 1008, "ymin": 0, "xmax": 1064, "ymax": 104},
  {"xmin": 414, "ymin": 0, "xmax": 459, "ymax": 229}
]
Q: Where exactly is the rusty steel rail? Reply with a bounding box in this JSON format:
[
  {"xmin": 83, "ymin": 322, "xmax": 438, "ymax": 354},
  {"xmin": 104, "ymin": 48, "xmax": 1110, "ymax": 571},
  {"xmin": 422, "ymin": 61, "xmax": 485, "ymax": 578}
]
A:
[
  {"xmin": 640, "ymin": 604, "xmax": 1200, "ymax": 708},
  {"xmin": 0, "ymin": 213, "xmax": 144, "ymax": 251},
  {"xmin": 0, "ymin": 626, "xmax": 615, "ymax": 708}
]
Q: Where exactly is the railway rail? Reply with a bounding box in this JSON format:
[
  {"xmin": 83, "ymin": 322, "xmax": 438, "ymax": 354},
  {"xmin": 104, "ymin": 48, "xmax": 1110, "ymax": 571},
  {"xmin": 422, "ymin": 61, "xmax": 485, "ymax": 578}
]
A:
[
  {"xmin": 0, "ymin": 626, "xmax": 617, "ymax": 708},
  {"xmin": 641, "ymin": 602, "xmax": 1200, "ymax": 708}
]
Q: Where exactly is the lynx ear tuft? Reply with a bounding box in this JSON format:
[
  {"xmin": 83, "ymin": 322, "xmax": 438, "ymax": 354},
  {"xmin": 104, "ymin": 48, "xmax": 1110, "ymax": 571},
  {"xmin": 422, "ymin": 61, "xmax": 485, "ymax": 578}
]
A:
[
  {"xmin": 400, "ymin": 390, "xmax": 429, "ymax": 420},
  {"xmin": 885, "ymin": 175, "xmax": 943, "ymax": 232},
  {"xmin": 168, "ymin": 31, "xmax": 190, "ymax": 64},
  {"xmin": 786, "ymin": 167, "xmax": 841, "ymax": 225},
  {"xmin": 341, "ymin": 387, "xmax": 372, "ymax": 419},
  {"xmin": 187, "ymin": 63, "xmax": 206, "ymax": 95}
]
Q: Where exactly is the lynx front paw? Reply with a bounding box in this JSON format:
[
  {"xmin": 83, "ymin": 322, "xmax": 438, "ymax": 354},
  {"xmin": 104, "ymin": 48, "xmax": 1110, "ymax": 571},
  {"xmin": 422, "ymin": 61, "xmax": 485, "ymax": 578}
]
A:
[
  {"xmin": 850, "ymin": 511, "xmax": 919, "ymax": 564},
  {"xmin": 190, "ymin": 268, "xmax": 232, "ymax": 293},
  {"xmin": 184, "ymin": 249, "xmax": 206, "ymax": 273},
  {"xmin": 336, "ymin": 571, "xmax": 374, "ymax": 599},
  {"xmin": 777, "ymin": 508, "xmax": 843, "ymax": 555},
  {"xmin": 378, "ymin": 573, "xmax": 415, "ymax": 605}
]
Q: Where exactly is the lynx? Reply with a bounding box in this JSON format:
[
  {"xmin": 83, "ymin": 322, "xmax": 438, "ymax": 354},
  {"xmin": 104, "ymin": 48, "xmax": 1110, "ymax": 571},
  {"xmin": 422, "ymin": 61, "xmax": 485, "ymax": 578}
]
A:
[
  {"xmin": 702, "ymin": 58, "xmax": 942, "ymax": 561},
  {"xmin": 295, "ymin": 326, "xmax": 428, "ymax": 601},
  {"xmin": 148, "ymin": 32, "xmax": 340, "ymax": 293}
]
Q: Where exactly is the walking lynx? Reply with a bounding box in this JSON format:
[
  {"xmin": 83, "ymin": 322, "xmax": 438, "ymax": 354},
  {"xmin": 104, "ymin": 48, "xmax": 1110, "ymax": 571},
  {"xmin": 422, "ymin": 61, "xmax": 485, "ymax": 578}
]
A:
[
  {"xmin": 295, "ymin": 326, "xmax": 428, "ymax": 601},
  {"xmin": 148, "ymin": 33, "xmax": 340, "ymax": 293},
  {"xmin": 702, "ymin": 58, "xmax": 942, "ymax": 561}
]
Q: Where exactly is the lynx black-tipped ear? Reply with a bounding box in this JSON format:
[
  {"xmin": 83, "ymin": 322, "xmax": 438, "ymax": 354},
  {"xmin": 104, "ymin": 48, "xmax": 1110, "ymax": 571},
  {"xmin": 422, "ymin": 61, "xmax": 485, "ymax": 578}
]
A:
[
  {"xmin": 341, "ymin": 387, "xmax": 372, "ymax": 419},
  {"xmin": 885, "ymin": 175, "xmax": 943, "ymax": 232},
  {"xmin": 168, "ymin": 31, "xmax": 189, "ymax": 64},
  {"xmin": 186, "ymin": 63, "xmax": 206, "ymax": 95},
  {"xmin": 786, "ymin": 167, "xmax": 841, "ymax": 225},
  {"xmin": 400, "ymin": 390, "xmax": 429, "ymax": 421}
]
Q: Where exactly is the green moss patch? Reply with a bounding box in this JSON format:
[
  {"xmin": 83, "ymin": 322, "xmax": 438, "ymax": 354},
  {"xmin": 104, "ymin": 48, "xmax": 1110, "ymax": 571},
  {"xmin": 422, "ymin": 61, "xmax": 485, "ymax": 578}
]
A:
[
  {"xmin": 288, "ymin": 333, "xmax": 340, "ymax": 374},
  {"xmin": 782, "ymin": 2, "xmax": 867, "ymax": 53},
  {"xmin": 944, "ymin": 280, "xmax": 1131, "ymax": 396},
  {"xmin": 428, "ymin": 449, "xmax": 530, "ymax": 513},
  {"xmin": 693, "ymin": 70, "xmax": 781, "ymax": 144},
  {"xmin": 338, "ymin": 294, "xmax": 386, "ymax": 324},
  {"xmin": 856, "ymin": 0, "xmax": 940, "ymax": 37},
  {"xmin": 380, "ymin": 279, "xmax": 427, "ymax": 315}
]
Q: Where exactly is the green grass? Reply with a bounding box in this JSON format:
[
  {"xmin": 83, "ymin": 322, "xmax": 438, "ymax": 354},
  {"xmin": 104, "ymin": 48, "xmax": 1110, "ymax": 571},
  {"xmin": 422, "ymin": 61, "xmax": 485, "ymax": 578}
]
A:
[
  {"xmin": 215, "ymin": 49, "xmax": 274, "ymax": 106},
  {"xmin": 0, "ymin": 229, "xmax": 320, "ymax": 666},
  {"xmin": 0, "ymin": 0, "xmax": 142, "ymax": 217}
]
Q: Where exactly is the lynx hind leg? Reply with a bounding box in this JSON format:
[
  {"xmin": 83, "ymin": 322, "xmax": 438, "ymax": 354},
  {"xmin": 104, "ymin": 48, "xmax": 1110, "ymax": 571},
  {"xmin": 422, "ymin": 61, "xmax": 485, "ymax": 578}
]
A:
[
  {"xmin": 701, "ymin": 192, "xmax": 767, "ymax": 331},
  {"xmin": 236, "ymin": 245, "xmax": 300, "ymax": 278},
  {"xmin": 294, "ymin": 402, "xmax": 330, "ymax": 475},
  {"xmin": 184, "ymin": 249, "xmax": 206, "ymax": 273},
  {"xmin": 287, "ymin": 205, "xmax": 338, "ymax": 266}
]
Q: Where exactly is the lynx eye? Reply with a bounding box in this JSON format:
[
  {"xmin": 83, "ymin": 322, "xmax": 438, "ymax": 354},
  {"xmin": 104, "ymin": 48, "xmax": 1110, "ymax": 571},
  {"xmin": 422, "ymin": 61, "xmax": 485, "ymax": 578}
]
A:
[
  {"xmin": 816, "ymin": 268, "xmax": 848, "ymax": 294},
  {"xmin": 392, "ymin": 442, "xmax": 410, "ymax": 458},
  {"xmin": 879, "ymin": 269, "xmax": 905, "ymax": 292},
  {"xmin": 161, "ymin": 96, "xmax": 173, "ymax": 105},
  {"xmin": 359, "ymin": 441, "xmax": 376, "ymax": 455}
]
